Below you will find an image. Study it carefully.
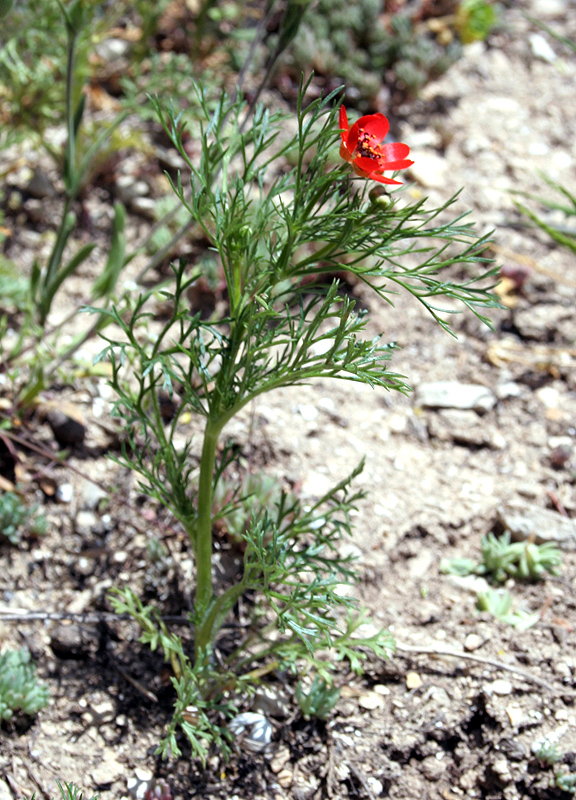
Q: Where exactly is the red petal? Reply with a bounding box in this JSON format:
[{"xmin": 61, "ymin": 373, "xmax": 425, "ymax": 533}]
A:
[
  {"xmin": 368, "ymin": 172, "xmax": 403, "ymax": 185},
  {"xmin": 378, "ymin": 142, "xmax": 411, "ymax": 162},
  {"xmin": 340, "ymin": 142, "xmax": 354, "ymax": 163},
  {"xmin": 347, "ymin": 120, "xmax": 360, "ymax": 153},
  {"xmin": 377, "ymin": 158, "xmax": 414, "ymax": 171},
  {"xmin": 354, "ymin": 113, "xmax": 389, "ymax": 142},
  {"xmin": 353, "ymin": 155, "xmax": 387, "ymax": 173}
]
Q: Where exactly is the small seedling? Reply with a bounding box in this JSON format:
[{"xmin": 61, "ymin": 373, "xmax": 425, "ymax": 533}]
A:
[
  {"xmin": 476, "ymin": 589, "xmax": 540, "ymax": 631},
  {"xmin": 532, "ymin": 739, "xmax": 562, "ymax": 766},
  {"xmin": 0, "ymin": 647, "xmax": 50, "ymax": 722},
  {"xmin": 27, "ymin": 780, "xmax": 99, "ymax": 800},
  {"xmin": 0, "ymin": 491, "xmax": 46, "ymax": 545},
  {"xmin": 555, "ymin": 771, "xmax": 576, "ymax": 794},
  {"xmin": 296, "ymin": 676, "xmax": 340, "ymax": 720},
  {"xmin": 441, "ymin": 530, "xmax": 562, "ymax": 583}
]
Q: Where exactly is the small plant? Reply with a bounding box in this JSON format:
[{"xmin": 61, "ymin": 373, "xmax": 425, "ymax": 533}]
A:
[
  {"xmin": 533, "ymin": 739, "xmax": 563, "ymax": 766},
  {"xmin": 555, "ymin": 771, "xmax": 576, "ymax": 794},
  {"xmin": 441, "ymin": 530, "xmax": 562, "ymax": 583},
  {"xmin": 296, "ymin": 676, "xmax": 340, "ymax": 720},
  {"xmin": 0, "ymin": 491, "xmax": 46, "ymax": 545},
  {"xmin": 27, "ymin": 780, "xmax": 100, "ymax": 800},
  {"xmin": 96, "ymin": 79, "xmax": 496, "ymax": 762},
  {"xmin": 475, "ymin": 588, "xmax": 539, "ymax": 630},
  {"xmin": 0, "ymin": 647, "xmax": 50, "ymax": 722},
  {"xmin": 455, "ymin": 0, "xmax": 499, "ymax": 45}
]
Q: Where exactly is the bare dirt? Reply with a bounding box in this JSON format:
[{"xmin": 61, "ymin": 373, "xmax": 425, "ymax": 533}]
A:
[{"xmin": 1, "ymin": 3, "xmax": 576, "ymax": 800}]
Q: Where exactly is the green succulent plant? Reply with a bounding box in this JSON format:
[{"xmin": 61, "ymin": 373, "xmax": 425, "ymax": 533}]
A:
[
  {"xmin": 0, "ymin": 491, "xmax": 47, "ymax": 545},
  {"xmin": 441, "ymin": 530, "xmax": 562, "ymax": 583},
  {"xmin": 0, "ymin": 648, "xmax": 50, "ymax": 722}
]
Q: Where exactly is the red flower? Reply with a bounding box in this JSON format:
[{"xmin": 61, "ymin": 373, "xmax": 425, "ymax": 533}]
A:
[{"xmin": 339, "ymin": 106, "xmax": 413, "ymax": 185}]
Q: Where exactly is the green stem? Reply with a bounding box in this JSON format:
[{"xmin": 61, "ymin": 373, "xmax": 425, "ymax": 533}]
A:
[
  {"xmin": 194, "ymin": 418, "xmax": 222, "ymax": 657},
  {"xmin": 65, "ymin": 33, "xmax": 77, "ymax": 181}
]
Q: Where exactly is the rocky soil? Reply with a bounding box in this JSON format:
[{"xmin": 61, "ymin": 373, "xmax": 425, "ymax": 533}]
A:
[{"xmin": 1, "ymin": 2, "xmax": 576, "ymax": 800}]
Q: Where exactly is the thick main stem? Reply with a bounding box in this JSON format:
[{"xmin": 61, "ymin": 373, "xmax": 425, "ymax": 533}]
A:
[{"xmin": 194, "ymin": 419, "xmax": 221, "ymax": 657}]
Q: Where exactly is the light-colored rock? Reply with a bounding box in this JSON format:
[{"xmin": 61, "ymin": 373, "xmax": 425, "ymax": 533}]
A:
[
  {"xmin": 277, "ymin": 769, "xmax": 293, "ymax": 788},
  {"xmin": 464, "ymin": 633, "xmax": 484, "ymax": 652},
  {"xmin": 531, "ymin": 0, "xmax": 568, "ymax": 18},
  {"xmin": 529, "ymin": 33, "xmax": 557, "ymax": 63},
  {"xmin": 484, "ymin": 679, "xmax": 513, "ymax": 696},
  {"xmin": 297, "ymin": 403, "xmax": 318, "ymax": 421},
  {"xmin": 79, "ymin": 480, "xmax": 108, "ymax": 511},
  {"xmin": 130, "ymin": 197, "xmax": 157, "ymax": 219},
  {"xmin": 96, "ymin": 38, "xmax": 130, "ymax": 61},
  {"xmin": 416, "ymin": 381, "xmax": 496, "ymax": 412},
  {"xmin": 270, "ymin": 746, "xmax": 291, "ymax": 774},
  {"xmin": 427, "ymin": 408, "xmax": 504, "ymax": 448},
  {"xmin": 406, "ymin": 671, "xmax": 423, "ymax": 690},
  {"xmin": 506, "ymin": 704, "xmax": 524, "ymax": 727},
  {"xmin": 56, "ymin": 483, "xmax": 74, "ymax": 503},
  {"xmin": 116, "ymin": 175, "xmax": 149, "ymax": 204},
  {"xmin": 496, "ymin": 381, "xmax": 524, "ymax": 400},
  {"xmin": 491, "ymin": 756, "xmax": 512, "ymax": 785},
  {"xmin": 447, "ymin": 574, "xmax": 491, "ymax": 595},
  {"xmin": 0, "ymin": 780, "xmax": 12, "ymax": 800},
  {"xmin": 92, "ymin": 756, "xmax": 123, "ymax": 785},
  {"xmin": 75, "ymin": 510, "xmax": 97, "ymax": 536},
  {"xmin": 498, "ymin": 502, "xmax": 576, "ymax": 550},
  {"xmin": 301, "ymin": 471, "xmax": 333, "ymax": 497},
  {"xmin": 408, "ymin": 548, "xmax": 433, "ymax": 578},
  {"xmin": 358, "ymin": 691, "xmax": 385, "ymax": 710},
  {"xmin": 408, "ymin": 151, "xmax": 448, "ymax": 188},
  {"xmin": 421, "ymin": 756, "xmax": 444, "ymax": 782},
  {"xmin": 535, "ymin": 386, "xmax": 561, "ymax": 409}
]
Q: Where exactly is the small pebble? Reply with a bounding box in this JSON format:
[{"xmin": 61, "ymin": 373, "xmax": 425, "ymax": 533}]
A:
[
  {"xmin": 529, "ymin": 33, "xmax": 557, "ymax": 63},
  {"xmin": 358, "ymin": 691, "xmax": 385, "ymax": 710},
  {"xmin": 464, "ymin": 633, "xmax": 484, "ymax": 652},
  {"xmin": 554, "ymin": 661, "xmax": 571, "ymax": 679},
  {"xmin": 406, "ymin": 671, "xmax": 423, "ymax": 690},
  {"xmin": 270, "ymin": 746, "xmax": 291, "ymax": 774},
  {"xmin": 506, "ymin": 704, "xmax": 524, "ymax": 727},
  {"xmin": 56, "ymin": 483, "xmax": 74, "ymax": 503},
  {"xmin": 492, "ymin": 756, "xmax": 512, "ymax": 785},
  {"xmin": 297, "ymin": 404, "xmax": 318, "ymax": 421},
  {"xmin": 277, "ymin": 769, "xmax": 293, "ymax": 789},
  {"xmin": 485, "ymin": 679, "xmax": 513, "ymax": 696}
]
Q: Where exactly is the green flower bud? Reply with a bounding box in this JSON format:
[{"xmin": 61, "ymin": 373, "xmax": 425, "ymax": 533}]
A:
[{"xmin": 369, "ymin": 186, "xmax": 393, "ymax": 210}]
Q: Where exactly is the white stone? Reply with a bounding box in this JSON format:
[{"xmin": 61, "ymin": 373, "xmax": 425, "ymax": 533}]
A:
[
  {"xmin": 318, "ymin": 397, "xmax": 335, "ymax": 413},
  {"xmin": 535, "ymin": 386, "xmax": 560, "ymax": 409},
  {"xmin": 485, "ymin": 679, "xmax": 513, "ymax": 696},
  {"xmin": 464, "ymin": 633, "xmax": 484, "ymax": 652},
  {"xmin": 96, "ymin": 38, "xmax": 130, "ymax": 61},
  {"xmin": 56, "ymin": 483, "xmax": 74, "ymax": 503},
  {"xmin": 416, "ymin": 381, "xmax": 496, "ymax": 412},
  {"xmin": 531, "ymin": 0, "xmax": 569, "ymax": 18},
  {"xmin": 529, "ymin": 33, "xmax": 557, "ymax": 63},
  {"xmin": 297, "ymin": 404, "xmax": 318, "ymax": 421}
]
